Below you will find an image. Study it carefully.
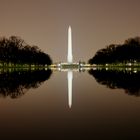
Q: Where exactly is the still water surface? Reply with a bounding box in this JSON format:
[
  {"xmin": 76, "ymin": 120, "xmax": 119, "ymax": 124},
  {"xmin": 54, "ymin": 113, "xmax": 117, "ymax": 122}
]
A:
[{"xmin": 0, "ymin": 68, "xmax": 140, "ymax": 139}]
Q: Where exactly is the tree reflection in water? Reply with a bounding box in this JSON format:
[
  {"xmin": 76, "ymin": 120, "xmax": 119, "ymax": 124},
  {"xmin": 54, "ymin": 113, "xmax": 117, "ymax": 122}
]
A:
[
  {"xmin": 89, "ymin": 69, "xmax": 140, "ymax": 96},
  {"xmin": 0, "ymin": 69, "xmax": 52, "ymax": 98}
]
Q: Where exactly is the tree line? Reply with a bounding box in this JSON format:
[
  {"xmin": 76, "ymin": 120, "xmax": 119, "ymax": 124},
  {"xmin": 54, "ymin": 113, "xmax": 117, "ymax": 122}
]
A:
[
  {"xmin": 89, "ymin": 37, "xmax": 140, "ymax": 64},
  {"xmin": 0, "ymin": 36, "xmax": 52, "ymax": 66}
]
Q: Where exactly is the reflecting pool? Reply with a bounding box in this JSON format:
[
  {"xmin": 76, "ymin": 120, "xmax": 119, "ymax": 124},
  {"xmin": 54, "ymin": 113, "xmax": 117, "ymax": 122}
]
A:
[{"xmin": 0, "ymin": 68, "xmax": 140, "ymax": 139}]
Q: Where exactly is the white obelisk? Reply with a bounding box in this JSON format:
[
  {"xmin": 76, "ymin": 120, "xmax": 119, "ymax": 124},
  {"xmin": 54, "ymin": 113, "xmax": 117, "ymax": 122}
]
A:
[{"xmin": 67, "ymin": 26, "xmax": 73, "ymax": 63}]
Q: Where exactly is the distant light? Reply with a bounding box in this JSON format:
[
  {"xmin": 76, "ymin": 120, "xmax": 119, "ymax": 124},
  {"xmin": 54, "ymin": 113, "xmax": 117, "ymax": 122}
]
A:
[
  {"xmin": 134, "ymin": 60, "xmax": 137, "ymax": 63},
  {"xmin": 133, "ymin": 70, "xmax": 137, "ymax": 73},
  {"xmin": 128, "ymin": 63, "xmax": 132, "ymax": 66},
  {"xmin": 57, "ymin": 63, "xmax": 61, "ymax": 67},
  {"xmin": 58, "ymin": 67, "xmax": 61, "ymax": 71}
]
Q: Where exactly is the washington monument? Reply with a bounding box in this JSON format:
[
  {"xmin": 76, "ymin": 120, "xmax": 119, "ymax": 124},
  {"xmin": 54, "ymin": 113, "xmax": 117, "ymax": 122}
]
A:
[{"xmin": 67, "ymin": 26, "xmax": 73, "ymax": 63}]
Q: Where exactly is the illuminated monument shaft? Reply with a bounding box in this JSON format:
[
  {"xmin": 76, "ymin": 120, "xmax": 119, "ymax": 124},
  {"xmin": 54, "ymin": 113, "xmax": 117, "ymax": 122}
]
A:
[{"xmin": 67, "ymin": 26, "xmax": 73, "ymax": 63}]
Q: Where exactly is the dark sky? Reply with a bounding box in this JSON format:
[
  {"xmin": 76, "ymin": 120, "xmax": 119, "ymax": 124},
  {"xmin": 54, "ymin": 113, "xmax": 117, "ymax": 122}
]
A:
[{"xmin": 0, "ymin": 0, "xmax": 140, "ymax": 62}]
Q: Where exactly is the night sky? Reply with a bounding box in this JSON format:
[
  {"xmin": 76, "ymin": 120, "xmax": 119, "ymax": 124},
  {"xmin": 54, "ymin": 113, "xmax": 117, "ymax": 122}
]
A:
[{"xmin": 0, "ymin": 0, "xmax": 140, "ymax": 62}]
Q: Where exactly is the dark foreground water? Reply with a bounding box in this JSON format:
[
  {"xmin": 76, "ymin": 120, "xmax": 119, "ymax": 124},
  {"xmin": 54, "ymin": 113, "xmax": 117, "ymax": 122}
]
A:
[{"xmin": 0, "ymin": 68, "xmax": 140, "ymax": 140}]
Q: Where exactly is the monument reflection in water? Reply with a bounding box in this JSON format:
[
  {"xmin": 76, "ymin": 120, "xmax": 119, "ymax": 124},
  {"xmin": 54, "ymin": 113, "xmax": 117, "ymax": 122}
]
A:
[{"xmin": 67, "ymin": 70, "xmax": 73, "ymax": 108}]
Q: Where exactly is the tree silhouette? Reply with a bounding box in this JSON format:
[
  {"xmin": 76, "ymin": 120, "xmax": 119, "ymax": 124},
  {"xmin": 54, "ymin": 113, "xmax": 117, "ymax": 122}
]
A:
[
  {"xmin": 0, "ymin": 36, "xmax": 52, "ymax": 66},
  {"xmin": 89, "ymin": 37, "xmax": 140, "ymax": 64}
]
